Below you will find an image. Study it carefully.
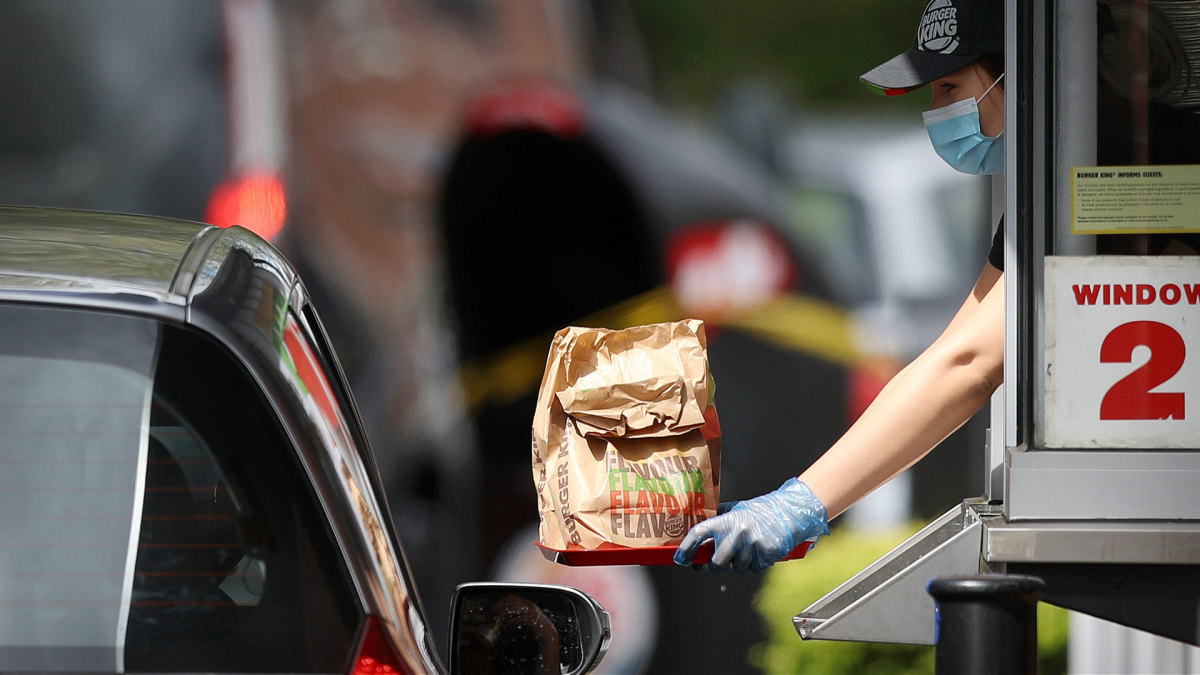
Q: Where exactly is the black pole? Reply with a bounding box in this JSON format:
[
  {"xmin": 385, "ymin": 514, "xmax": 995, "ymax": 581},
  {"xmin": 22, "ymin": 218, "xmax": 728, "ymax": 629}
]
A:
[{"xmin": 927, "ymin": 574, "xmax": 1045, "ymax": 675}]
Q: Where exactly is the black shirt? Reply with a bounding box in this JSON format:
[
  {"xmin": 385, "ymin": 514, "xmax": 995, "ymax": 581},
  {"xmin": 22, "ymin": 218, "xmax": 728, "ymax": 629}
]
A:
[
  {"xmin": 986, "ymin": 216, "xmax": 1199, "ymax": 272},
  {"xmin": 988, "ymin": 216, "xmax": 1005, "ymax": 270}
]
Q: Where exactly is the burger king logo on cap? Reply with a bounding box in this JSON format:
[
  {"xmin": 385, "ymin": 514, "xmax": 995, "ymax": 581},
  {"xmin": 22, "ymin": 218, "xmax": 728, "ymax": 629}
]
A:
[{"xmin": 918, "ymin": 0, "xmax": 960, "ymax": 53}]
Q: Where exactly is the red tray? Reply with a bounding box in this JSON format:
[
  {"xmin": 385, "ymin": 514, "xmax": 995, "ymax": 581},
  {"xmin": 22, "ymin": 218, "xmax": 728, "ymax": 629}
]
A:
[{"xmin": 535, "ymin": 540, "xmax": 811, "ymax": 567}]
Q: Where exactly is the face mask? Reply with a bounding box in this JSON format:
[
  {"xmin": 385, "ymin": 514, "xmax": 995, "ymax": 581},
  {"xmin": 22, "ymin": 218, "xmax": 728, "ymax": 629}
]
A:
[{"xmin": 922, "ymin": 73, "xmax": 1004, "ymax": 175}]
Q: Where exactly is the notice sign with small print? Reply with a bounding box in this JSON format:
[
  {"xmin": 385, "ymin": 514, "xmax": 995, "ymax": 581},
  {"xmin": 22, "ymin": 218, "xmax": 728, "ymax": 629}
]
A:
[
  {"xmin": 1071, "ymin": 164, "xmax": 1200, "ymax": 234},
  {"xmin": 1045, "ymin": 256, "xmax": 1200, "ymax": 448}
]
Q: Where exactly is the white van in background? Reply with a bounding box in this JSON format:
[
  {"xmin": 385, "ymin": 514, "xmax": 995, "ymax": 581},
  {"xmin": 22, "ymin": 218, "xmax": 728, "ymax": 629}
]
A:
[
  {"xmin": 782, "ymin": 115, "xmax": 992, "ymax": 365},
  {"xmin": 780, "ymin": 114, "xmax": 994, "ymax": 527}
]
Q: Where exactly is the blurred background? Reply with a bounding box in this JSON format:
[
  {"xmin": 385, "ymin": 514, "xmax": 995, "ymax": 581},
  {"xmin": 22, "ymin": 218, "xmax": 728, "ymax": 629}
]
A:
[{"xmin": 0, "ymin": 0, "xmax": 992, "ymax": 672}]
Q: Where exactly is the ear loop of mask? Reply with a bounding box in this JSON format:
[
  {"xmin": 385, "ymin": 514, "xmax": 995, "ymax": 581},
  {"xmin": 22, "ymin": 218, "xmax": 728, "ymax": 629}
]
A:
[
  {"xmin": 979, "ymin": 72, "xmax": 1004, "ymax": 104},
  {"xmin": 923, "ymin": 71, "xmax": 1005, "ymax": 126},
  {"xmin": 922, "ymin": 71, "xmax": 1007, "ymax": 175}
]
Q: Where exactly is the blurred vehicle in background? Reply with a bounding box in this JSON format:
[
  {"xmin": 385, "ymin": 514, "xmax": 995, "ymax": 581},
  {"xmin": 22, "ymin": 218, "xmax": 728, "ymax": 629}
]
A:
[
  {"xmin": 778, "ymin": 114, "xmax": 995, "ymax": 520},
  {"xmin": 0, "ymin": 0, "xmax": 644, "ymax": 659},
  {"xmin": 0, "ymin": 1, "xmax": 972, "ymax": 671},
  {"xmin": 0, "ymin": 0, "xmax": 227, "ymax": 220},
  {"xmin": 271, "ymin": 2, "xmax": 661, "ymax": 660},
  {"xmin": 0, "ymin": 207, "xmax": 611, "ymax": 675},
  {"xmin": 783, "ymin": 116, "xmax": 992, "ymax": 366},
  {"xmin": 438, "ymin": 79, "xmax": 855, "ymax": 674}
]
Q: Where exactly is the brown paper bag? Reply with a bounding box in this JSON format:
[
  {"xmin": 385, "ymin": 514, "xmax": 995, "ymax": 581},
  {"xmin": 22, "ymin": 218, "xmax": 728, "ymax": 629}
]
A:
[{"xmin": 533, "ymin": 319, "xmax": 720, "ymax": 550}]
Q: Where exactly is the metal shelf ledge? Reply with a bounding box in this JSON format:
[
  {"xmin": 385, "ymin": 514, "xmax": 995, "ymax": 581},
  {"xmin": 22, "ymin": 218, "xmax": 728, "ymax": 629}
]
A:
[
  {"xmin": 793, "ymin": 501, "xmax": 991, "ymax": 645},
  {"xmin": 983, "ymin": 519, "xmax": 1200, "ymax": 564}
]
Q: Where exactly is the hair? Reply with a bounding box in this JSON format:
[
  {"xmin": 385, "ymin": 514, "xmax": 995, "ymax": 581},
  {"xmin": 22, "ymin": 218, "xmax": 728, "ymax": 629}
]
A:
[{"xmin": 977, "ymin": 54, "xmax": 1005, "ymax": 88}]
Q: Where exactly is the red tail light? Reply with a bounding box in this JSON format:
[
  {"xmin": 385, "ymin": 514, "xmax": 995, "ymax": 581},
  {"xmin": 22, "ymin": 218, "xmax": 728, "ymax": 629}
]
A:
[
  {"xmin": 462, "ymin": 82, "xmax": 585, "ymax": 138},
  {"xmin": 665, "ymin": 220, "xmax": 795, "ymax": 319},
  {"xmin": 846, "ymin": 356, "xmax": 902, "ymax": 425},
  {"xmin": 205, "ymin": 171, "xmax": 287, "ymax": 241},
  {"xmin": 350, "ymin": 616, "xmax": 410, "ymax": 675}
]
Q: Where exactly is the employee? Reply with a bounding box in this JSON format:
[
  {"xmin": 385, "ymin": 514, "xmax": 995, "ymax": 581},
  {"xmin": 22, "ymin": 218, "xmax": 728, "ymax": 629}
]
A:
[{"xmin": 675, "ymin": 0, "xmax": 1008, "ymax": 573}]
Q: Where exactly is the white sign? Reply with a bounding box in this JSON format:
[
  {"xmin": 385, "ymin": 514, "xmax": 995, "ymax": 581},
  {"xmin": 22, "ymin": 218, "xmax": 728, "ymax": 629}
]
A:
[{"xmin": 1045, "ymin": 256, "xmax": 1200, "ymax": 448}]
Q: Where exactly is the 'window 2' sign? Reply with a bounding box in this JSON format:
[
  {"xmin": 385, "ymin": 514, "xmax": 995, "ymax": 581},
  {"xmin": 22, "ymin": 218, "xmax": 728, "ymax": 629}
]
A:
[{"xmin": 1045, "ymin": 256, "xmax": 1200, "ymax": 448}]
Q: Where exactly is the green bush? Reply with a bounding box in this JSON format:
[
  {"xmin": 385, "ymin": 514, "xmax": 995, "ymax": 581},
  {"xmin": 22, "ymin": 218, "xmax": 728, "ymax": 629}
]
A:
[{"xmin": 751, "ymin": 523, "xmax": 1069, "ymax": 674}]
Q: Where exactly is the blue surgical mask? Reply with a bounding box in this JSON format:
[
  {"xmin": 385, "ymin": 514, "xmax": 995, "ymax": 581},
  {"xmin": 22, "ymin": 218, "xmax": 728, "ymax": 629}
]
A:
[{"xmin": 922, "ymin": 73, "xmax": 1005, "ymax": 175}]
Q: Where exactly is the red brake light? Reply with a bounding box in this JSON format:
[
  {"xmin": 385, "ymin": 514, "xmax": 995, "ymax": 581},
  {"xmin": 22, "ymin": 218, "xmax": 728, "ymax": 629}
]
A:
[
  {"xmin": 462, "ymin": 82, "xmax": 585, "ymax": 138},
  {"xmin": 350, "ymin": 616, "xmax": 410, "ymax": 675},
  {"xmin": 665, "ymin": 220, "xmax": 796, "ymax": 319},
  {"xmin": 846, "ymin": 356, "xmax": 901, "ymax": 424},
  {"xmin": 205, "ymin": 171, "xmax": 287, "ymax": 241}
]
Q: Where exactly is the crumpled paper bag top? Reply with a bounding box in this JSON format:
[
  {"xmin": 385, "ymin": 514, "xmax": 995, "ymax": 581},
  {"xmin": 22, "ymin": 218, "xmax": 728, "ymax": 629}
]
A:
[{"xmin": 553, "ymin": 320, "xmax": 709, "ymax": 438}]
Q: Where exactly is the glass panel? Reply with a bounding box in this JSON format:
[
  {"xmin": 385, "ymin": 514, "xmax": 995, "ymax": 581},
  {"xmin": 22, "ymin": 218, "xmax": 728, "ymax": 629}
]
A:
[
  {"xmin": 124, "ymin": 321, "xmax": 361, "ymax": 672},
  {"xmin": 0, "ymin": 305, "xmax": 156, "ymax": 672},
  {"xmin": 1038, "ymin": 3, "xmax": 1200, "ymax": 453},
  {"xmin": 1093, "ymin": 0, "xmax": 1200, "ymax": 256},
  {"xmin": 0, "ymin": 304, "xmax": 362, "ymax": 672},
  {"xmin": 456, "ymin": 588, "xmax": 587, "ymax": 675}
]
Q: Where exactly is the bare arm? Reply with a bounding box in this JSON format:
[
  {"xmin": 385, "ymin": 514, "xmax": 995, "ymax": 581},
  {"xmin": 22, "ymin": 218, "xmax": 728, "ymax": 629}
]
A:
[{"xmin": 799, "ymin": 263, "xmax": 1005, "ymax": 519}]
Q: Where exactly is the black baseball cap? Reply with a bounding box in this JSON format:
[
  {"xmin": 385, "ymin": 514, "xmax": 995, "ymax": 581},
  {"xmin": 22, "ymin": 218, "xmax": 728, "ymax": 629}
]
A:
[{"xmin": 861, "ymin": 0, "xmax": 1004, "ymax": 95}]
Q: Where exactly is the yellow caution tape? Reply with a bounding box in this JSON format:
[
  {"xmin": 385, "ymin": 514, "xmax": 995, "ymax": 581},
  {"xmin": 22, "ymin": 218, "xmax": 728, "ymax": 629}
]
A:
[
  {"xmin": 725, "ymin": 293, "xmax": 862, "ymax": 367},
  {"xmin": 458, "ymin": 285, "xmax": 861, "ymax": 413}
]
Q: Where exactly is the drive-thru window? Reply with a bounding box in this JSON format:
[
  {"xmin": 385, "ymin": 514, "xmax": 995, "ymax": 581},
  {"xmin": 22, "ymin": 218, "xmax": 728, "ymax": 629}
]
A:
[{"xmin": 795, "ymin": 0, "xmax": 1200, "ymax": 657}]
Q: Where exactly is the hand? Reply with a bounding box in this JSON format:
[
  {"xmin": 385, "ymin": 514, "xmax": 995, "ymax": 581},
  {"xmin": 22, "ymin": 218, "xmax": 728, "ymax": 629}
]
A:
[{"xmin": 673, "ymin": 477, "xmax": 829, "ymax": 573}]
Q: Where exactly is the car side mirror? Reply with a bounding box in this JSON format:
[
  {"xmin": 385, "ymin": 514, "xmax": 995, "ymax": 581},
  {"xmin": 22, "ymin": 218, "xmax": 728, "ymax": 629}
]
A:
[{"xmin": 449, "ymin": 582, "xmax": 611, "ymax": 675}]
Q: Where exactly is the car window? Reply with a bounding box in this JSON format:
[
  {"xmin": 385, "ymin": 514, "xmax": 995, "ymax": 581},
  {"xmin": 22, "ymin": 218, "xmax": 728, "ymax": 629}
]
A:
[
  {"xmin": 0, "ymin": 306, "xmax": 157, "ymax": 672},
  {"xmin": 0, "ymin": 304, "xmax": 361, "ymax": 673},
  {"xmin": 786, "ymin": 183, "xmax": 879, "ymax": 306}
]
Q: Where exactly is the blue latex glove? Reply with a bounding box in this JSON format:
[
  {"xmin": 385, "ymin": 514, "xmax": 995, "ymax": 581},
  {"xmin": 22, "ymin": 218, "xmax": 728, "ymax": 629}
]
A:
[{"xmin": 673, "ymin": 477, "xmax": 829, "ymax": 573}]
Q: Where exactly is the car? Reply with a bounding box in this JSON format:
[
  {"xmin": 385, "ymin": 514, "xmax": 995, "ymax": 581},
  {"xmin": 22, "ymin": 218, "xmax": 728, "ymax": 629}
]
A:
[
  {"xmin": 0, "ymin": 206, "xmax": 610, "ymax": 674},
  {"xmin": 438, "ymin": 80, "xmax": 851, "ymax": 673}
]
